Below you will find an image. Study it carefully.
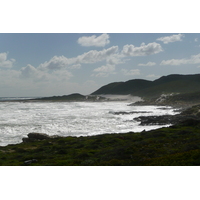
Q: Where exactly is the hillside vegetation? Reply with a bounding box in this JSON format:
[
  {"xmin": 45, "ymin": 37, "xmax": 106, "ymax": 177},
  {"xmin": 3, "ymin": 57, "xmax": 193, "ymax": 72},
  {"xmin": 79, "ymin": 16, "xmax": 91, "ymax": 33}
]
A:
[{"xmin": 91, "ymin": 74, "xmax": 200, "ymax": 98}]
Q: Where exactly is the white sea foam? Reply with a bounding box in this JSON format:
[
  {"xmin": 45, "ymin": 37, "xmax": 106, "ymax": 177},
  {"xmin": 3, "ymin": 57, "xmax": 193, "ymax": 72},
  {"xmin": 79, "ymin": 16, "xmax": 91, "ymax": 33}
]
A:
[
  {"xmin": 98, "ymin": 94, "xmax": 143, "ymax": 101},
  {"xmin": 0, "ymin": 101, "xmax": 178, "ymax": 146}
]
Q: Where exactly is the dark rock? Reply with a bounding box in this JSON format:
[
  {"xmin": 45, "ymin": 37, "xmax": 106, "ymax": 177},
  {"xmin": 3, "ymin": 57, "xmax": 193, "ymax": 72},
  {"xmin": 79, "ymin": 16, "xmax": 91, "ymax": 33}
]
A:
[
  {"xmin": 22, "ymin": 138, "xmax": 30, "ymax": 143},
  {"xmin": 110, "ymin": 111, "xmax": 152, "ymax": 115},
  {"xmin": 134, "ymin": 114, "xmax": 199, "ymax": 126},
  {"xmin": 28, "ymin": 133, "xmax": 50, "ymax": 140},
  {"xmin": 133, "ymin": 104, "xmax": 200, "ymax": 126},
  {"xmin": 22, "ymin": 133, "xmax": 50, "ymax": 142},
  {"xmin": 134, "ymin": 115, "xmax": 173, "ymax": 125}
]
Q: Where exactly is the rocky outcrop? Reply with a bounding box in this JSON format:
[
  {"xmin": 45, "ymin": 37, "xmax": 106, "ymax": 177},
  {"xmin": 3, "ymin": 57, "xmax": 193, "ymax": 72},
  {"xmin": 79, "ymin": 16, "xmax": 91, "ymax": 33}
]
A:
[
  {"xmin": 28, "ymin": 133, "xmax": 50, "ymax": 139},
  {"xmin": 134, "ymin": 115, "xmax": 174, "ymax": 125},
  {"xmin": 134, "ymin": 114, "xmax": 197, "ymax": 126},
  {"xmin": 22, "ymin": 132, "xmax": 60, "ymax": 142},
  {"xmin": 109, "ymin": 111, "xmax": 152, "ymax": 115},
  {"xmin": 134, "ymin": 104, "xmax": 200, "ymax": 126}
]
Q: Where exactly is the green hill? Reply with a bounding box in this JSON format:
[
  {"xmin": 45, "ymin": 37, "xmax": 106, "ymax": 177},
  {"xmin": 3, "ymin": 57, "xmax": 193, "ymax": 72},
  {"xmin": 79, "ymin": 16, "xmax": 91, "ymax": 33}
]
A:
[
  {"xmin": 91, "ymin": 74, "xmax": 200, "ymax": 98},
  {"xmin": 92, "ymin": 79, "xmax": 151, "ymax": 95}
]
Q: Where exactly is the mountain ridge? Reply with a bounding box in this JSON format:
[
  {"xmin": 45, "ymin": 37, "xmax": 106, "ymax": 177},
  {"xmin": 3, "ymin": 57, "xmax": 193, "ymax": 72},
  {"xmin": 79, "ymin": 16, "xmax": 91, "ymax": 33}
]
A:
[{"xmin": 91, "ymin": 73, "xmax": 200, "ymax": 98}]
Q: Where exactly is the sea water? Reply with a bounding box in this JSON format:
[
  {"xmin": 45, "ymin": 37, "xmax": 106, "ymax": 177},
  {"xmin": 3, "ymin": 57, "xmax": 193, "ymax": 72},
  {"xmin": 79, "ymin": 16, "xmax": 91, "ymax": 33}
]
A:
[{"xmin": 0, "ymin": 98, "xmax": 178, "ymax": 146}]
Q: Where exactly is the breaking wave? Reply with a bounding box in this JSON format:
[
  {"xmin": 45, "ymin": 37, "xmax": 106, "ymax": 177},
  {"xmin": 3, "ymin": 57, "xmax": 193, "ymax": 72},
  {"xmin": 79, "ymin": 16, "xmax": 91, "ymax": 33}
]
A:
[{"xmin": 0, "ymin": 100, "xmax": 177, "ymax": 146}]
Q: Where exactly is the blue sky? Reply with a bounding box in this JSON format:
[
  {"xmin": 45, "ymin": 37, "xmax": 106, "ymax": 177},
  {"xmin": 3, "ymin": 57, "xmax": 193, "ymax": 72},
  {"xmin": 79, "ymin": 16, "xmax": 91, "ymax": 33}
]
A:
[
  {"xmin": 1, "ymin": 33, "xmax": 200, "ymax": 97},
  {"xmin": 1, "ymin": 0, "xmax": 200, "ymax": 97}
]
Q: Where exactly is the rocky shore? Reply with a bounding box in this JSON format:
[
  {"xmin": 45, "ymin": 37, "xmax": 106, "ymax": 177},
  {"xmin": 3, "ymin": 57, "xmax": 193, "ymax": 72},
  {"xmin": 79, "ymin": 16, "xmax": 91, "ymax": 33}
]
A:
[
  {"xmin": 0, "ymin": 101, "xmax": 200, "ymax": 166},
  {"xmin": 22, "ymin": 133, "xmax": 61, "ymax": 143},
  {"xmin": 1, "ymin": 116, "xmax": 200, "ymax": 166},
  {"xmin": 133, "ymin": 104, "xmax": 200, "ymax": 126}
]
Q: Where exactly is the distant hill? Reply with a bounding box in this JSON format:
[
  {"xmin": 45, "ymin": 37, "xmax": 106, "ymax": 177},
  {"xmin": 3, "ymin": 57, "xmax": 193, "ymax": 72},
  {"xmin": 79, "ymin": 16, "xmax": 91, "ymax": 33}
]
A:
[
  {"xmin": 33, "ymin": 93, "xmax": 106, "ymax": 101},
  {"xmin": 91, "ymin": 79, "xmax": 151, "ymax": 95},
  {"xmin": 91, "ymin": 74, "xmax": 200, "ymax": 98},
  {"xmin": 35, "ymin": 93, "xmax": 86, "ymax": 101}
]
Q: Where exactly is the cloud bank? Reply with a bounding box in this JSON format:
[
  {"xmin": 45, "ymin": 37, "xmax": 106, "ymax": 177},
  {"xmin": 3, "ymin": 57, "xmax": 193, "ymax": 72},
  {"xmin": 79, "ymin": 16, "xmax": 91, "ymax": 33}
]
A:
[{"xmin": 38, "ymin": 46, "xmax": 119, "ymax": 71}]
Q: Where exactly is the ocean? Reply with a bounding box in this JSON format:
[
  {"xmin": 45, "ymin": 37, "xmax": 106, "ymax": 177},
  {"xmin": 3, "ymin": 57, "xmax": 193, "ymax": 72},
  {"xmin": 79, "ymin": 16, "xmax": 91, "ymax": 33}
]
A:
[{"xmin": 0, "ymin": 96, "xmax": 178, "ymax": 146}]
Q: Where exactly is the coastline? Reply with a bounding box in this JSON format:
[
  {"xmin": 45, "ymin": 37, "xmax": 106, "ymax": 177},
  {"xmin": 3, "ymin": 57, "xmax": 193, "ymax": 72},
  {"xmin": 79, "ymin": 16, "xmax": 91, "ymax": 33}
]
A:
[
  {"xmin": 1, "ymin": 92, "xmax": 200, "ymax": 166},
  {"xmin": 0, "ymin": 102, "xmax": 200, "ymax": 165},
  {"xmin": 1, "ymin": 117, "xmax": 200, "ymax": 166}
]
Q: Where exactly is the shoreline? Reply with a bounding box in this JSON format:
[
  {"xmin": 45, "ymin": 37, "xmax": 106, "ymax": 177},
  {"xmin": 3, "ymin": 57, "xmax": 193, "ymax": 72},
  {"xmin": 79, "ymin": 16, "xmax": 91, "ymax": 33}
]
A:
[
  {"xmin": 1, "ymin": 116, "xmax": 200, "ymax": 166},
  {"xmin": 0, "ymin": 102, "xmax": 200, "ymax": 165},
  {"xmin": 1, "ymin": 97, "xmax": 198, "ymax": 146},
  {"xmin": 1, "ymin": 95, "xmax": 200, "ymax": 165}
]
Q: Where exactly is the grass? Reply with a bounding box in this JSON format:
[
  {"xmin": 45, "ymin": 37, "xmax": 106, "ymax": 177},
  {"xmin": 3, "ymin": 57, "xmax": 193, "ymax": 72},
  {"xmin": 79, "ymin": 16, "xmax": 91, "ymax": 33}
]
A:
[{"xmin": 1, "ymin": 119, "xmax": 200, "ymax": 166}]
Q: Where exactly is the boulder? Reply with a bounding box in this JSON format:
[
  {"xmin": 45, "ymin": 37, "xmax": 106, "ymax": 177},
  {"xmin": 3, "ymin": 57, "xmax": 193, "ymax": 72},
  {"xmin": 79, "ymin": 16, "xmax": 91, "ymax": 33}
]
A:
[
  {"xmin": 28, "ymin": 133, "xmax": 50, "ymax": 140},
  {"xmin": 22, "ymin": 133, "xmax": 50, "ymax": 142}
]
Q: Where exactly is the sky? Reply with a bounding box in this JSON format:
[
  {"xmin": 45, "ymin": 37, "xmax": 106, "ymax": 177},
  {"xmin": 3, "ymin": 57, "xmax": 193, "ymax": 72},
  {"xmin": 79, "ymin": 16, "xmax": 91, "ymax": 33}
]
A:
[
  {"xmin": 1, "ymin": 33, "xmax": 200, "ymax": 97},
  {"xmin": 1, "ymin": 0, "xmax": 200, "ymax": 97}
]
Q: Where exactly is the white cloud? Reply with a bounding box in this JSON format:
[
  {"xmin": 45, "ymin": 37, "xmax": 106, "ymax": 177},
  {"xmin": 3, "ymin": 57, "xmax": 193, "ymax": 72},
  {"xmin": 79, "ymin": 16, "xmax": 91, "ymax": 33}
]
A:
[
  {"xmin": 195, "ymin": 38, "xmax": 198, "ymax": 42},
  {"xmin": 75, "ymin": 46, "xmax": 118, "ymax": 64},
  {"xmin": 39, "ymin": 46, "xmax": 119, "ymax": 71},
  {"xmin": 106, "ymin": 53, "xmax": 124, "ymax": 65},
  {"xmin": 156, "ymin": 34, "xmax": 184, "ymax": 44},
  {"xmin": 160, "ymin": 53, "xmax": 200, "ymax": 66},
  {"xmin": 77, "ymin": 33, "xmax": 110, "ymax": 47},
  {"xmin": 0, "ymin": 52, "xmax": 15, "ymax": 68},
  {"xmin": 122, "ymin": 42, "xmax": 163, "ymax": 57},
  {"xmin": 94, "ymin": 64, "xmax": 115, "ymax": 73},
  {"xmin": 20, "ymin": 64, "xmax": 73, "ymax": 82},
  {"xmin": 93, "ymin": 64, "xmax": 115, "ymax": 77},
  {"xmin": 39, "ymin": 55, "xmax": 69, "ymax": 71},
  {"xmin": 121, "ymin": 69, "xmax": 140, "ymax": 76},
  {"xmin": 160, "ymin": 58, "xmax": 186, "ymax": 66},
  {"xmin": 138, "ymin": 62, "xmax": 156, "ymax": 66},
  {"xmin": 20, "ymin": 64, "xmax": 40, "ymax": 79}
]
